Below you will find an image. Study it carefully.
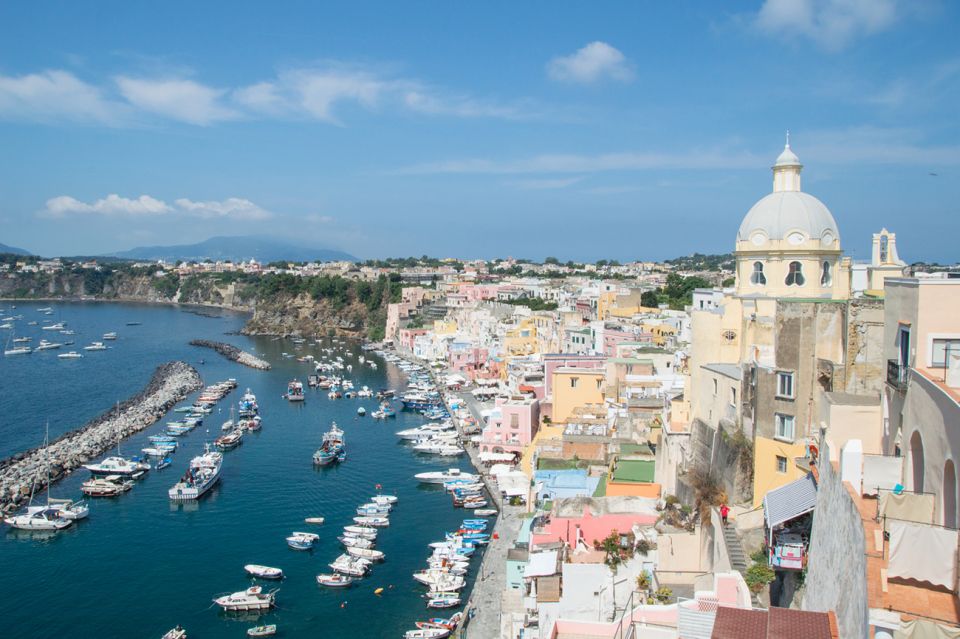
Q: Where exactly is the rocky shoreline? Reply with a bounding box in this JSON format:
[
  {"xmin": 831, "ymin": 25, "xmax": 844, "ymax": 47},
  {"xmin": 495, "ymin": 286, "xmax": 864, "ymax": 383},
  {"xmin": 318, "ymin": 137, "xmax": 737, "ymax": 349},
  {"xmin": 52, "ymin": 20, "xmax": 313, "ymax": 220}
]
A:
[
  {"xmin": 0, "ymin": 361, "xmax": 203, "ymax": 514},
  {"xmin": 189, "ymin": 339, "xmax": 271, "ymax": 370}
]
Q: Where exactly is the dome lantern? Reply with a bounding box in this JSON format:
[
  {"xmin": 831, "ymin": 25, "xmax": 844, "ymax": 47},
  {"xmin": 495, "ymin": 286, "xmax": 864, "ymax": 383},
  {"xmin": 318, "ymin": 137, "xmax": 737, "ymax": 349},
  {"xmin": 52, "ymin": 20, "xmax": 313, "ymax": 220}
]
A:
[{"xmin": 773, "ymin": 131, "xmax": 802, "ymax": 192}]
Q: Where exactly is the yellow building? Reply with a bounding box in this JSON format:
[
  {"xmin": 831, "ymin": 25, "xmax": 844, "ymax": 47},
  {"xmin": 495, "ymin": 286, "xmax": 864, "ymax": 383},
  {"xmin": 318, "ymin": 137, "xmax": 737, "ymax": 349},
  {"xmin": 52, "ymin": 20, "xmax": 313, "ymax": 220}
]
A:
[
  {"xmin": 552, "ymin": 367, "xmax": 605, "ymax": 424},
  {"xmin": 504, "ymin": 318, "xmax": 539, "ymax": 356},
  {"xmin": 752, "ymin": 436, "xmax": 807, "ymax": 507},
  {"xmin": 433, "ymin": 319, "xmax": 458, "ymax": 335}
]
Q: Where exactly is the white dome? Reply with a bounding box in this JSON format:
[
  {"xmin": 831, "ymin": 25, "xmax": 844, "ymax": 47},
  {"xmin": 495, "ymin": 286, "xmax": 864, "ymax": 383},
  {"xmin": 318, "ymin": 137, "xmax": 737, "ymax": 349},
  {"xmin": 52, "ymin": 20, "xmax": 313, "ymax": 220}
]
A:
[
  {"xmin": 737, "ymin": 191, "xmax": 840, "ymax": 245},
  {"xmin": 774, "ymin": 145, "xmax": 801, "ymax": 167}
]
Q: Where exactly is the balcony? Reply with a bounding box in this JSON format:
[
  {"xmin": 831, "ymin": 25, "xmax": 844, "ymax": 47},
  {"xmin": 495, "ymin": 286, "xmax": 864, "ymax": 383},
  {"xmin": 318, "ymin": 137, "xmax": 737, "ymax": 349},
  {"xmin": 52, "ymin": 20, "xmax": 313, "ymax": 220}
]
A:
[{"xmin": 887, "ymin": 359, "xmax": 908, "ymax": 391}]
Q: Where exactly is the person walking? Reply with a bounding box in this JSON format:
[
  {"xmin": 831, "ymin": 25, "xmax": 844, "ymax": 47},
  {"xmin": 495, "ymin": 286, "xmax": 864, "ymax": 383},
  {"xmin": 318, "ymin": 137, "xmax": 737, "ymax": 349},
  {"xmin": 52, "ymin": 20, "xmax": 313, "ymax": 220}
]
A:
[{"xmin": 720, "ymin": 503, "xmax": 730, "ymax": 526}]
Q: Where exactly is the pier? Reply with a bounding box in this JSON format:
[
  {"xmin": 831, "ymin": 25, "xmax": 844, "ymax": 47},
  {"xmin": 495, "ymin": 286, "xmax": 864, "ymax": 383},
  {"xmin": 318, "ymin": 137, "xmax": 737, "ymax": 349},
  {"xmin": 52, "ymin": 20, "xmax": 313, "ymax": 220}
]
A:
[
  {"xmin": 189, "ymin": 339, "xmax": 271, "ymax": 370},
  {"xmin": 0, "ymin": 361, "xmax": 203, "ymax": 513}
]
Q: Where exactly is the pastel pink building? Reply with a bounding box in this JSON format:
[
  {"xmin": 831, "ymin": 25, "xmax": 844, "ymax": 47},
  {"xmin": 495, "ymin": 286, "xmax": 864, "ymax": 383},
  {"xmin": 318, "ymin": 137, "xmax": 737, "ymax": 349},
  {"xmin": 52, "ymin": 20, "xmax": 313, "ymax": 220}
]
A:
[
  {"xmin": 396, "ymin": 328, "xmax": 429, "ymax": 352},
  {"xmin": 480, "ymin": 396, "xmax": 540, "ymax": 454},
  {"xmin": 602, "ymin": 327, "xmax": 652, "ymax": 357},
  {"xmin": 531, "ymin": 506, "xmax": 657, "ymax": 548}
]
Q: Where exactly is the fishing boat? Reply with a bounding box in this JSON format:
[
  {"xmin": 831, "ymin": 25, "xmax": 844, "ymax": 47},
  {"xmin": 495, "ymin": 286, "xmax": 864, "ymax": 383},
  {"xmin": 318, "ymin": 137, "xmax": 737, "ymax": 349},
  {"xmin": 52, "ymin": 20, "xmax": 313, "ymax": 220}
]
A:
[
  {"xmin": 168, "ymin": 446, "xmax": 223, "ymax": 501},
  {"xmin": 286, "ymin": 532, "xmax": 319, "ymax": 550},
  {"xmin": 161, "ymin": 626, "xmax": 187, "ymax": 639},
  {"xmin": 414, "ymin": 469, "xmax": 478, "ymax": 485},
  {"xmin": 286, "ymin": 379, "xmax": 305, "ymax": 401},
  {"xmin": 425, "ymin": 593, "xmax": 462, "ymax": 609},
  {"xmin": 212, "ymin": 586, "xmax": 276, "ymax": 612},
  {"xmin": 353, "ymin": 515, "xmax": 389, "ymax": 527},
  {"xmin": 214, "ymin": 428, "xmax": 244, "ymax": 451},
  {"xmin": 346, "ymin": 546, "xmax": 385, "ymax": 561},
  {"xmin": 81, "ymin": 475, "xmax": 134, "ymax": 497},
  {"xmin": 416, "ymin": 612, "xmax": 464, "ymax": 631},
  {"xmin": 247, "ymin": 625, "xmax": 277, "ymax": 637},
  {"xmin": 312, "ymin": 423, "xmax": 345, "ymax": 465},
  {"xmin": 245, "ymin": 564, "xmax": 284, "ymax": 580},
  {"xmin": 316, "ymin": 573, "xmax": 354, "ymax": 588}
]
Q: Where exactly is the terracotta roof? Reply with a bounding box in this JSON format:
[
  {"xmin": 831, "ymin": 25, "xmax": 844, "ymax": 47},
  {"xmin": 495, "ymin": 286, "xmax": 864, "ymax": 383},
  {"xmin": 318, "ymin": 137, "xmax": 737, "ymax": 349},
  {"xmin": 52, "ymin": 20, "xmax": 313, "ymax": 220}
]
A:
[{"xmin": 711, "ymin": 607, "xmax": 837, "ymax": 639}]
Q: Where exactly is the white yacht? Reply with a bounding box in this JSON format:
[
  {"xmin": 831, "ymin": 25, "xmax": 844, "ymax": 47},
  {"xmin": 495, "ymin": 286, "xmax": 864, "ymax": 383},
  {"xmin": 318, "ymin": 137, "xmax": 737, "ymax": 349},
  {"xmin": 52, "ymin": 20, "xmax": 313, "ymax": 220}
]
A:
[
  {"xmin": 102, "ymin": 332, "xmax": 118, "ymax": 340},
  {"xmin": 57, "ymin": 351, "xmax": 83, "ymax": 359},
  {"xmin": 414, "ymin": 469, "xmax": 478, "ymax": 484},
  {"xmin": 41, "ymin": 322, "xmax": 65, "ymax": 331},
  {"xmin": 83, "ymin": 456, "xmax": 150, "ymax": 478},
  {"xmin": 212, "ymin": 586, "xmax": 276, "ymax": 612},
  {"xmin": 35, "ymin": 340, "xmax": 62, "ymax": 351},
  {"xmin": 169, "ymin": 446, "xmax": 223, "ymax": 500},
  {"xmin": 83, "ymin": 342, "xmax": 108, "ymax": 351},
  {"xmin": 4, "ymin": 345, "xmax": 31, "ymax": 356}
]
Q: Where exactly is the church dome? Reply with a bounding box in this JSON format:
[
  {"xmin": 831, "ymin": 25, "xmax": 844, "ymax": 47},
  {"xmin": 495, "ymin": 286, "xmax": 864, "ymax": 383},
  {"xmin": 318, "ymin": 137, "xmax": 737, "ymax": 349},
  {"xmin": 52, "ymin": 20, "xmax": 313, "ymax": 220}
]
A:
[
  {"xmin": 737, "ymin": 191, "xmax": 839, "ymax": 245},
  {"xmin": 737, "ymin": 137, "xmax": 840, "ymax": 247}
]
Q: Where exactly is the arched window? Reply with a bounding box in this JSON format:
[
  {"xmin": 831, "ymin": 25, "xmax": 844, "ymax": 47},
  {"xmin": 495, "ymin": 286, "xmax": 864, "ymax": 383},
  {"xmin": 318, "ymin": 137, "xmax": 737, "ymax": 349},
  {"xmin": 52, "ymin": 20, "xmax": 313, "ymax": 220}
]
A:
[
  {"xmin": 785, "ymin": 261, "xmax": 805, "ymax": 286},
  {"xmin": 750, "ymin": 261, "xmax": 766, "ymax": 285},
  {"xmin": 820, "ymin": 261, "xmax": 832, "ymax": 286}
]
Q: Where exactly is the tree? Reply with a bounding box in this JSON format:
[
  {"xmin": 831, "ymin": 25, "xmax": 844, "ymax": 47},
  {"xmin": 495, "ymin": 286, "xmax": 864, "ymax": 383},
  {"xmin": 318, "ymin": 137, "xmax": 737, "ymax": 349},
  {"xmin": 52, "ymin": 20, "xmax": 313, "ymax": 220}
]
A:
[
  {"xmin": 544, "ymin": 256, "xmax": 560, "ymax": 265},
  {"xmin": 641, "ymin": 291, "xmax": 660, "ymax": 308}
]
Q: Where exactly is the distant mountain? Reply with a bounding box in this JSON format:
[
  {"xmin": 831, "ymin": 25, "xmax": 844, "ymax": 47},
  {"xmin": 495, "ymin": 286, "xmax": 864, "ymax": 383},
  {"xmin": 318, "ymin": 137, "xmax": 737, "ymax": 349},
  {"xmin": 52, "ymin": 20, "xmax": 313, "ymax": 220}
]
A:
[
  {"xmin": 0, "ymin": 242, "xmax": 31, "ymax": 256},
  {"xmin": 109, "ymin": 236, "xmax": 357, "ymax": 263}
]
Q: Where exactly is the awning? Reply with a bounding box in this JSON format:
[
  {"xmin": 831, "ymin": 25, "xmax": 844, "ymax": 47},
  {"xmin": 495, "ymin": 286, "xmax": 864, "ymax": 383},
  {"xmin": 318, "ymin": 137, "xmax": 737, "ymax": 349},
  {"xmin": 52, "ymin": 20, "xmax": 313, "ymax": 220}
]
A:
[
  {"xmin": 479, "ymin": 452, "xmax": 516, "ymax": 462},
  {"xmin": 763, "ymin": 473, "xmax": 818, "ymax": 529},
  {"xmin": 523, "ymin": 550, "xmax": 559, "ymax": 578}
]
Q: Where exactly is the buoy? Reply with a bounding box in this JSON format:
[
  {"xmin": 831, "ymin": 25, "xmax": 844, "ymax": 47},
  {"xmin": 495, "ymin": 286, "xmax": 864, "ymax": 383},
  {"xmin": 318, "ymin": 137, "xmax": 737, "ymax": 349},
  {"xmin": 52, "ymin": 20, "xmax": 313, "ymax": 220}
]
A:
[
  {"xmin": 341, "ymin": 601, "xmax": 347, "ymax": 608},
  {"xmin": 374, "ymin": 587, "xmax": 384, "ymax": 595}
]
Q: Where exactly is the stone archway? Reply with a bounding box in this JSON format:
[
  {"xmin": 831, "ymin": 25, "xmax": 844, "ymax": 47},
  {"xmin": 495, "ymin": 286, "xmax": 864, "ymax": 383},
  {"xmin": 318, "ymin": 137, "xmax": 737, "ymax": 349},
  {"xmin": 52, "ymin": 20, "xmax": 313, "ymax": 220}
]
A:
[
  {"xmin": 910, "ymin": 431, "xmax": 925, "ymax": 494},
  {"xmin": 944, "ymin": 459, "xmax": 957, "ymax": 529}
]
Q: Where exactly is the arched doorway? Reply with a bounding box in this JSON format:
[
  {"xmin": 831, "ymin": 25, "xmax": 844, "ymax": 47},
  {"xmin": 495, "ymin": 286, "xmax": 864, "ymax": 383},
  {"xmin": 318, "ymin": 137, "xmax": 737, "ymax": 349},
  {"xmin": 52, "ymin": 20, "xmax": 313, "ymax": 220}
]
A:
[
  {"xmin": 944, "ymin": 460, "xmax": 957, "ymax": 529},
  {"xmin": 910, "ymin": 431, "xmax": 925, "ymax": 493}
]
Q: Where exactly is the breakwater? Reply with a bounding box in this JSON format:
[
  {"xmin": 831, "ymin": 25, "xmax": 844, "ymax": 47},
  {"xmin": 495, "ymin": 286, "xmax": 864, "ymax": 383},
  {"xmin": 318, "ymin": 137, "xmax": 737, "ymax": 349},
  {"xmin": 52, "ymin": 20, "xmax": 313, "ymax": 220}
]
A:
[
  {"xmin": 189, "ymin": 339, "xmax": 271, "ymax": 370},
  {"xmin": 0, "ymin": 361, "xmax": 203, "ymax": 513}
]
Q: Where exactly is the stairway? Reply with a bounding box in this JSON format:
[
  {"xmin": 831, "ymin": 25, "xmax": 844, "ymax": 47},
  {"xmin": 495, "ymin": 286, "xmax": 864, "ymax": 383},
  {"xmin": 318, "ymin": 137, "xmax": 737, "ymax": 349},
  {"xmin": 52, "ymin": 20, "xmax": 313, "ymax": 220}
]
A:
[{"xmin": 722, "ymin": 524, "xmax": 748, "ymax": 573}]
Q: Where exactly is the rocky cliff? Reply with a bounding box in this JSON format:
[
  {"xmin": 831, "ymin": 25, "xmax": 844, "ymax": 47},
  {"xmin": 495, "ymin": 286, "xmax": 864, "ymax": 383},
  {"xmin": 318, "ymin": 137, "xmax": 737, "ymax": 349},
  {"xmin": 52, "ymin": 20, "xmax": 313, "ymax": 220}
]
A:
[{"xmin": 242, "ymin": 294, "xmax": 372, "ymax": 338}]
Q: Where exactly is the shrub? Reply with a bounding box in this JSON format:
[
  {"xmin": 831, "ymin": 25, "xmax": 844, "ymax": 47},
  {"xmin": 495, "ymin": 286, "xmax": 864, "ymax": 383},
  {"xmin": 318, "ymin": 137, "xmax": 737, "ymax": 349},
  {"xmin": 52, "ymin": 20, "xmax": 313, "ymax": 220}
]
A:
[{"xmin": 745, "ymin": 562, "xmax": 776, "ymax": 594}]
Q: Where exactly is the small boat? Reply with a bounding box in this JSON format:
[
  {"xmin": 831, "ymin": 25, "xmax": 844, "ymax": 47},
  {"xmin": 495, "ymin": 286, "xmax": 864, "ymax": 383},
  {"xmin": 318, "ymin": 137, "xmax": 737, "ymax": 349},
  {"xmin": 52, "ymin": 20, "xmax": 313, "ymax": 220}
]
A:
[
  {"xmin": 156, "ymin": 457, "xmax": 172, "ymax": 470},
  {"xmin": 472, "ymin": 509, "xmax": 497, "ymax": 517},
  {"xmin": 245, "ymin": 564, "xmax": 284, "ymax": 580},
  {"xmin": 415, "ymin": 469, "xmax": 478, "ymax": 485},
  {"xmin": 338, "ymin": 535, "xmax": 375, "ymax": 549},
  {"xmin": 353, "ymin": 515, "xmax": 389, "ymax": 527},
  {"xmin": 212, "ymin": 585, "xmax": 276, "ymax": 612},
  {"xmin": 426, "ymin": 593, "xmax": 462, "ymax": 609},
  {"xmin": 371, "ymin": 494, "xmax": 398, "ymax": 506},
  {"xmin": 247, "ymin": 625, "xmax": 277, "ymax": 637},
  {"xmin": 286, "ymin": 379, "xmax": 305, "ymax": 401},
  {"xmin": 161, "ymin": 626, "xmax": 187, "ymax": 639},
  {"xmin": 214, "ymin": 428, "xmax": 244, "ymax": 451},
  {"xmin": 405, "ymin": 629, "xmax": 450, "ymax": 639},
  {"xmin": 316, "ymin": 573, "xmax": 354, "ymax": 588},
  {"xmin": 103, "ymin": 332, "xmax": 118, "ymax": 340},
  {"xmin": 84, "ymin": 455, "xmax": 151, "ymax": 478},
  {"xmin": 342, "ymin": 525, "xmax": 377, "ymax": 539},
  {"xmin": 357, "ymin": 407, "xmax": 366, "ymax": 416},
  {"xmin": 81, "ymin": 475, "xmax": 133, "ymax": 497},
  {"xmin": 346, "ymin": 546, "xmax": 384, "ymax": 561},
  {"xmin": 329, "ymin": 555, "xmax": 369, "ymax": 577},
  {"xmin": 57, "ymin": 351, "xmax": 82, "ymax": 359},
  {"xmin": 304, "ymin": 517, "xmax": 325, "ymax": 525},
  {"xmin": 286, "ymin": 532, "xmax": 319, "ymax": 550}
]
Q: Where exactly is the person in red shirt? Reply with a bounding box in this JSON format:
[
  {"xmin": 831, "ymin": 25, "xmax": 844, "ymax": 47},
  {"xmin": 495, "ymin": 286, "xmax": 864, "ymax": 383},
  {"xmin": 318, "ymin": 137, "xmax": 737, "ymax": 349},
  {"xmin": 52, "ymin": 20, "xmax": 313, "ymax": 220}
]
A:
[{"xmin": 720, "ymin": 503, "xmax": 730, "ymax": 526}]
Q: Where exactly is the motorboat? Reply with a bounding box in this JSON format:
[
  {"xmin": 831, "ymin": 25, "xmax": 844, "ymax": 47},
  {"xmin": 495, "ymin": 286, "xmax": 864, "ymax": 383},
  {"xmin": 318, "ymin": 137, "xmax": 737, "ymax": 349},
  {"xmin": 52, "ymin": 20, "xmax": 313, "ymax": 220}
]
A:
[
  {"xmin": 405, "ymin": 629, "xmax": 450, "ymax": 639},
  {"xmin": 162, "ymin": 626, "xmax": 187, "ymax": 639},
  {"xmin": 357, "ymin": 406, "xmax": 366, "ymax": 416},
  {"xmin": 57, "ymin": 350, "xmax": 82, "ymax": 359},
  {"xmin": 353, "ymin": 515, "xmax": 389, "ymax": 527},
  {"xmin": 346, "ymin": 546, "xmax": 384, "ymax": 561},
  {"xmin": 316, "ymin": 573, "xmax": 354, "ymax": 588},
  {"xmin": 286, "ymin": 379, "xmax": 305, "ymax": 401},
  {"xmin": 415, "ymin": 469, "xmax": 478, "ymax": 485},
  {"xmin": 41, "ymin": 322, "xmax": 66, "ymax": 331},
  {"xmin": 102, "ymin": 332, "xmax": 118, "ymax": 340},
  {"xmin": 212, "ymin": 586, "xmax": 276, "ymax": 612},
  {"xmin": 156, "ymin": 457, "xmax": 172, "ymax": 470},
  {"xmin": 304, "ymin": 516, "xmax": 325, "ymax": 525},
  {"xmin": 245, "ymin": 564, "xmax": 284, "ymax": 580},
  {"xmin": 371, "ymin": 494, "xmax": 398, "ymax": 506},
  {"xmin": 425, "ymin": 593, "xmax": 462, "ymax": 609},
  {"xmin": 214, "ymin": 428, "xmax": 244, "ymax": 451},
  {"xmin": 81, "ymin": 475, "xmax": 134, "ymax": 497},
  {"xmin": 247, "ymin": 625, "xmax": 277, "ymax": 637},
  {"xmin": 35, "ymin": 340, "xmax": 62, "ymax": 351},
  {"xmin": 342, "ymin": 525, "xmax": 377, "ymax": 539},
  {"xmin": 356, "ymin": 503, "xmax": 391, "ymax": 516},
  {"xmin": 4, "ymin": 345, "xmax": 31, "ymax": 355},
  {"xmin": 84, "ymin": 456, "xmax": 150, "ymax": 478},
  {"xmin": 313, "ymin": 423, "xmax": 345, "ymax": 465},
  {"xmin": 168, "ymin": 446, "xmax": 223, "ymax": 500},
  {"xmin": 413, "ymin": 571, "xmax": 466, "ymax": 591},
  {"xmin": 338, "ymin": 535, "xmax": 375, "ymax": 549},
  {"xmin": 286, "ymin": 532, "xmax": 319, "ymax": 550},
  {"xmin": 472, "ymin": 509, "xmax": 498, "ymax": 517},
  {"xmin": 4, "ymin": 505, "xmax": 72, "ymax": 531},
  {"xmin": 329, "ymin": 555, "xmax": 369, "ymax": 577},
  {"xmin": 83, "ymin": 341, "xmax": 108, "ymax": 351}
]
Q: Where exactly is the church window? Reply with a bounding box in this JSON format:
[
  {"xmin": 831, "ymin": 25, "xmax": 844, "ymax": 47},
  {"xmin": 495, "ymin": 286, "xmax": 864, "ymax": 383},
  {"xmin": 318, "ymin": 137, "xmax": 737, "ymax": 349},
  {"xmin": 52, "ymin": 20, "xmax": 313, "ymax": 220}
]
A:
[
  {"xmin": 820, "ymin": 261, "xmax": 832, "ymax": 286},
  {"xmin": 880, "ymin": 235, "xmax": 889, "ymax": 263},
  {"xmin": 750, "ymin": 261, "xmax": 766, "ymax": 285},
  {"xmin": 785, "ymin": 261, "xmax": 805, "ymax": 286}
]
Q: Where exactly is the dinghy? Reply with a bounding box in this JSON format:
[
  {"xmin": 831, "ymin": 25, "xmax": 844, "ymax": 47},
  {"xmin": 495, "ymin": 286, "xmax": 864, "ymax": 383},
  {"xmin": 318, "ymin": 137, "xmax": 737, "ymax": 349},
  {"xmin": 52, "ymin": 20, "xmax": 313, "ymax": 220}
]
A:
[
  {"xmin": 244, "ymin": 564, "xmax": 284, "ymax": 580},
  {"xmin": 316, "ymin": 573, "xmax": 354, "ymax": 588},
  {"xmin": 247, "ymin": 625, "xmax": 277, "ymax": 637},
  {"xmin": 304, "ymin": 516, "xmax": 325, "ymax": 525}
]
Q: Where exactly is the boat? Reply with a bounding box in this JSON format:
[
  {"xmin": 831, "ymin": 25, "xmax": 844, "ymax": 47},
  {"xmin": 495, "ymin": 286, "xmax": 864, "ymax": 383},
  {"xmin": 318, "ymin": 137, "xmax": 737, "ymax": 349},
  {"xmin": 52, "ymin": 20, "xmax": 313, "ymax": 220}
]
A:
[
  {"xmin": 161, "ymin": 626, "xmax": 187, "ymax": 639},
  {"xmin": 356, "ymin": 503, "xmax": 391, "ymax": 516},
  {"xmin": 83, "ymin": 455, "xmax": 150, "ymax": 478},
  {"xmin": 4, "ymin": 345, "xmax": 31, "ymax": 355},
  {"xmin": 342, "ymin": 525, "xmax": 377, "ymax": 539},
  {"xmin": 357, "ymin": 406, "xmax": 366, "ymax": 416},
  {"xmin": 103, "ymin": 332, "xmax": 118, "ymax": 340},
  {"xmin": 247, "ymin": 625, "xmax": 277, "ymax": 637},
  {"xmin": 312, "ymin": 423, "xmax": 345, "ymax": 465},
  {"xmin": 353, "ymin": 515, "xmax": 389, "ymax": 527},
  {"xmin": 286, "ymin": 532, "xmax": 319, "ymax": 550},
  {"xmin": 81, "ymin": 475, "xmax": 134, "ymax": 497},
  {"xmin": 168, "ymin": 446, "xmax": 223, "ymax": 500},
  {"xmin": 245, "ymin": 564, "xmax": 284, "ymax": 580},
  {"xmin": 426, "ymin": 593, "xmax": 462, "ymax": 609},
  {"xmin": 304, "ymin": 516, "xmax": 325, "ymax": 525},
  {"xmin": 405, "ymin": 629, "xmax": 451, "ymax": 639},
  {"xmin": 416, "ymin": 613, "xmax": 464, "ymax": 631},
  {"xmin": 286, "ymin": 379, "xmax": 305, "ymax": 401},
  {"xmin": 41, "ymin": 322, "xmax": 65, "ymax": 331},
  {"xmin": 316, "ymin": 573, "xmax": 354, "ymax": 588},
  {"xmin": 346, "ymin": 546, "xmax": 385, "ymax": 561},
  {"xmin": 35, "ymin": 339, "xmax": 63, "ymax": 351},
  {"xmin": 212, "ymin": 586, "xmax": 276, "ymax": 612},
  {"xmin": 329, "ymin": 555, "xmax": 369, "ymax": 577},
  {"xmin": 472, "ymin": 509, "xmax": 498, "ymax": 517},
  {"xmin": 338, "ymin": 535, "xmax": 375, "ymax": 549},
  {"xmin": 156, "ymin": 457, "xmax": 172, "ymax": 470},
  {"xmin": 83, "ymin": 341, "xmax": 108, "ymax": 351},
  {"xmin": 214, "ymin": 428, "xmax": 244, "ymax": 451},
  {"xmin": 173, "ymin": 406, "xmax": 195, "ymax": 413},
  {"xmin": 414, "ymin": 469, "xmax": 478, "ymax": 485},
  {"xmin": 371, "ymin": 494, "xmax": 398, "ymax": 505}
]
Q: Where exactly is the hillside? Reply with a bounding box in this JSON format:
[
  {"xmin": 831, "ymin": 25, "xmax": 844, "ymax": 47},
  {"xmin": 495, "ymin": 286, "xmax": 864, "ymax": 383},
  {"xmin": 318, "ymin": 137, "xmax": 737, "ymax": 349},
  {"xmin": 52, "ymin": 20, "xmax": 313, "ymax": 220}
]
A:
[
  {"xmin": 0, "ymin": 242, "xmax": 32, "ymax": 256},
  {"xmin": 109, "ymin": 235, "xmax": 356, "ymax": 263}
]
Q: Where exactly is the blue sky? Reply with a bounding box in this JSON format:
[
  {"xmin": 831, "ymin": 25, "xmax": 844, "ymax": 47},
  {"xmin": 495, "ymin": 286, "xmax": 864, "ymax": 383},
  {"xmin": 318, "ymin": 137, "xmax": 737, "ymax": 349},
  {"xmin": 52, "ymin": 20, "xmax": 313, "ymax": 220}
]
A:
[{"xmin": 1, "ymin": 0, "xmax": 958, "ymax": 262}]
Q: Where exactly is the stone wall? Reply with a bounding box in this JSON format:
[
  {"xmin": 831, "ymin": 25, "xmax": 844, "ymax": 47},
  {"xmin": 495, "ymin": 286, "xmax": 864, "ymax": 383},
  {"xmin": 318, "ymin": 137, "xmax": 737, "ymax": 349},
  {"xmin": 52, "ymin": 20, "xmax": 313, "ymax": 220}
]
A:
[{"xmin": 802, "ymin": 440, "xmax": 869, "ymax": 639}]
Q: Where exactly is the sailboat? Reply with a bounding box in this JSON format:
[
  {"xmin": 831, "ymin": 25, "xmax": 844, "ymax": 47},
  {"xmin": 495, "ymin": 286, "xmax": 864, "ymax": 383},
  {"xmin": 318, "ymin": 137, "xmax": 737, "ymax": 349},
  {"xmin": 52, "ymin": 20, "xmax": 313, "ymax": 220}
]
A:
[
  {"xmin": 4, "ymin": 327, "xmax": 32, "ymax": 356},
  {"xmin": 4, "ymin": 424, "xmax": 88, "ymax": 530}
]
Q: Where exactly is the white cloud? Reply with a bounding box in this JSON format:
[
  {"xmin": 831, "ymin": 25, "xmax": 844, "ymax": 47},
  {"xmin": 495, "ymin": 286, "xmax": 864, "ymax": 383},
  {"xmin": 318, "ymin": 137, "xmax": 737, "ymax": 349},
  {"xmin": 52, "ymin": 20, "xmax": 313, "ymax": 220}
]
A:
[
  {"xmin": 41, "ymin": 194, "xmax": 274, "ymax": 219},
  {"xmin": 509, "ymin": 176, "xmax": 584, "ymax": 190},
  {"xmin": 116, "ymin": 76, "xmax": 239, "ymax": 125},
  {"xmin": 0, "ymin": 70, "xmax": 130, "ymax": 125},
  {"xmin": 304, "ymin": 214, "xmax": 335, "ymax": 224},
  {"xmin": 43, "ymin": 194, "xmax": 171, "ymax": 217},
  {"xmin": 547, "ymin": 42, "xmax": 634, "ymax": 84},
  {"xmin": 754, "ymin": 0, "xmax": 898, "ymax": 51},
  {"xmin": 174, "ymin": 197, "xmax": 272, "ymax": 220}
]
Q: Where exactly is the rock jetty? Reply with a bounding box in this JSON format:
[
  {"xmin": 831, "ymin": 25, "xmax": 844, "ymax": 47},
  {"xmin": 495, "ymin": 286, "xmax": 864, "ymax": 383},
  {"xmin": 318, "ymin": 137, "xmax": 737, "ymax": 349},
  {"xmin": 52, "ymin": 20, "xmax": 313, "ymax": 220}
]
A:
[
  {"xmin": 189, "ymin": 339, "xmax": 271, "ymax": 370},
  {"xmin": 0, "ymin": 361, "xmax": 203, "ymax": 513}
]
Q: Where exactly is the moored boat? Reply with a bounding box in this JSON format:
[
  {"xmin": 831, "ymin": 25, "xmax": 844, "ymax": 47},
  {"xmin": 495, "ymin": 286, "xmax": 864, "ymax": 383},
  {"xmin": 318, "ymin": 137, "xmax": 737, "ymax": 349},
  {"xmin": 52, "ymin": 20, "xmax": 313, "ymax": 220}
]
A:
[
  {"xmin": 245, "ymin": 564, "xmax": 284, "ymax": 580},
  {"xmin": 168, "ymin": 446, "xmax": 222, "ymax": 501},
  {"xmin": 286, "ymin": 532, "xmax": 319, "ymax": 550},
  {"xmin": 247, "ymin": 625, "xmax": 277, "ymax": 637},
  {"xmin": 316, "ymin": 573, "xmax": 354, "ymax": 588},
  {"xmin": 212, "ymin": 585, "xmax": 276, "ymax": 612},
  {"xmin": 305, "ymin": 516, "xmax": 325, "ymax": 525}
]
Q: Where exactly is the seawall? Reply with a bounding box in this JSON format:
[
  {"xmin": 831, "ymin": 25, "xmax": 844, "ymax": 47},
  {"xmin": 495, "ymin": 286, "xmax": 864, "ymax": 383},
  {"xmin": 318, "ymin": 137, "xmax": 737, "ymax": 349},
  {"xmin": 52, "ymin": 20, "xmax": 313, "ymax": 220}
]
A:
[
  {"xmin": 189, "ymin": 339, "xmax": 271, "ymax": 370},
  {"xmin": 0, "ymin": 361, "xmax": 204, "ymax": 513}
]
